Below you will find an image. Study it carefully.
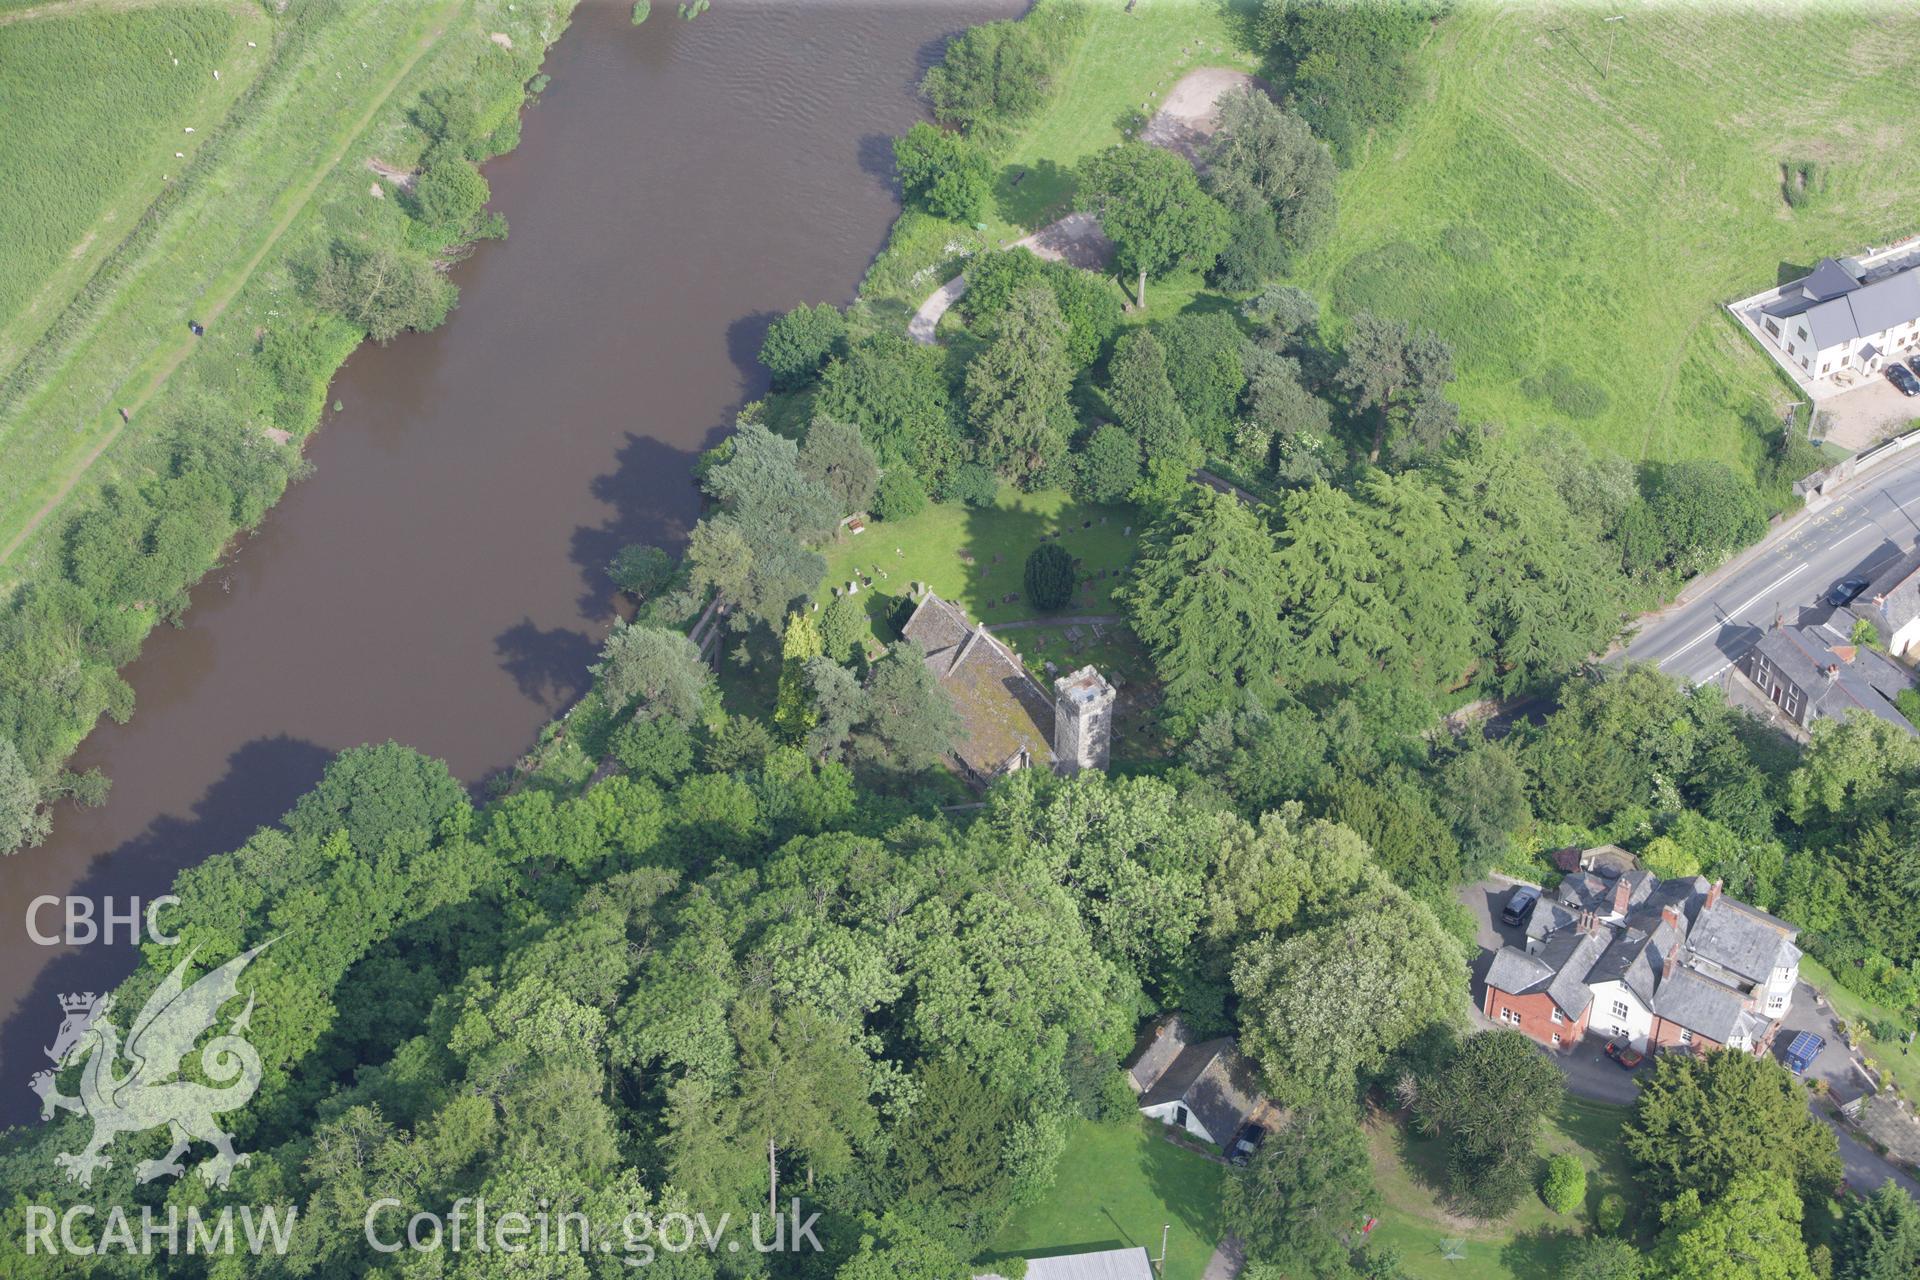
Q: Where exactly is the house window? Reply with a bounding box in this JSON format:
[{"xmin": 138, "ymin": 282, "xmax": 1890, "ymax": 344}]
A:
[
  {"xmin": 1611, "ymin": 1000, "xmax": 1630, "ymax": 1020},
  {"xmin": 1174, "ymin": 1105, "xmax": 1188, "ymax": 1127},
  {"xmin": 1822, "ymin": 362, "xmax": 1832, "ymax": 373},
  {"xmin": 1550, "ymin": 1009, "xmax": 1564, "ymax": 1025},
  {"xmin": 1500, "ymin": 1007, "xmax": 1520, "ymax": 1026},
  {"xmin": 1797, "ymin": 326, "xmax": 1808, "ymax": 340},
  {"xmin": 1679, "ymin": 1028, "xmax": 1693, "ymax": 1045},
  {"xmin": 1552, "ymin": 1033, "xmax": 1563, "ymax": 1046},
  {"xmin": 1765, "ymin": 319, "xmax": 1781, "ymax": 338}
]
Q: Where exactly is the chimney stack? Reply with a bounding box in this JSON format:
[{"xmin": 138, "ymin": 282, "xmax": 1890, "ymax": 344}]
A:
[
  {"xmin": 1661, "ymin": 905, "xmax": 1681, "ymax": 932},
  {"xmin": 1661, "ymin": 944, "xmax": 1680, "ymax": 982},
  {"xmin": 1612, "ymin": 876, "xmax": 1632, "ymax": 916},
  {"xmin": 1704, "ymin": 879, "xmax": 1723, "ymax": 911}
]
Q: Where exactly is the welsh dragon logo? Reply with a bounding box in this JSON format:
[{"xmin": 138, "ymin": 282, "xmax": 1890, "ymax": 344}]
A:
[{"xmin": 29, "ymin": 943, "xmax": 269, "ymax": 1189}]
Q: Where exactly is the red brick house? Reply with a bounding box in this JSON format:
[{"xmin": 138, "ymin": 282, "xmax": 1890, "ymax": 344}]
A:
[{"xmin": 1484, "ymin": 863, "xmax": 1800, "ymax": 1057}]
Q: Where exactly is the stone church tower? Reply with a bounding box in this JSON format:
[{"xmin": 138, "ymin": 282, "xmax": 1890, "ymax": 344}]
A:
[{"xmin": 1052, "ymin": 666, "xmax": 1115, "ymax": 777}]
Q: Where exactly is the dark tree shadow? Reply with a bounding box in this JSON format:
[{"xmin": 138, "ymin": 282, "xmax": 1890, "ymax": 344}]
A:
[
  {"xmin": 494, "ymin": 617, "xmax": 599, "ymax": 711},
  {"xmin": 857, "ymin": 131, "xmax": 899, "ymax": 190},
  {"xmin": 0, "ymin": 735, "xmax": 336, "ymax": 1126},
  {"xmin": 993, "ymin": 157, "xmax": 1073, "ymax": 232},
  {"xmin": 727, "ymin": 309, "xmax": 781, "ymax": 391},
  {"xmin": 569, "ymin": 431, "xmax": 701, "ymax": 620}
]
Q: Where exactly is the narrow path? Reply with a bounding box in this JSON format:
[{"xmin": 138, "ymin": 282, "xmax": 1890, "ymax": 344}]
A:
[
  {"xmin": 908, "ymin": 211, "xmax": 1113, "ymax": 345},
  {"xmin": 1199, "ymin": 1235, "xmax": 1245, "ymax": 1280},
  {"xmin": 0, "ymin": 0, "xmax": 467, "ymax": 570}
]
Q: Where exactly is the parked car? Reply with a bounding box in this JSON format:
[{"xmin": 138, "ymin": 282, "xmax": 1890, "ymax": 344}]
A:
[
  {"xmin": 1888, "ymin": 363, "xmax": 1920, "ymax": 396},
  {"xmin": 1827, "ymin": 575, "xmax": 1871, "ymax": 608},
  {"xmin": 1500, "ymin": 885, "xmax": 1541, "ymax": 927},
  {"xmin": 1604, "ymin": 1040, "xmax": 1645, "ymax": 1070},
  {"xmin": 1228, "ymin": 1123, "xmax": 1267, "ymax": 1166},
  {"xmin": 1909, "ymin": 357, "xmax": 1920, "ymax": 380}
]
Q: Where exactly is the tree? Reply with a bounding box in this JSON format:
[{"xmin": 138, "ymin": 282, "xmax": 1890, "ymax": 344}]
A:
[
  {"xmin": 1106, "ymin": 329, "xmax": 1192, "ymax": 462},
  {"xmin": 1837, "ymin": 1181, "xmax": 1920, "ymax": 1280},
  {"xmin": 1338, "ymin": 311, "xmax": 1458, "ymax": 463},
  {"xmin": 686, "ymin": 515, "xmax": 826, "ymax": 631},
  {"xmin": 851, "ymin": 642, "xmax": 959, "ymax": 770},
  {"xmin": 1160, "ymin": 311, "xmax": 1248, "ymax": 454},
  {"xmin": 889, "ymin": 1060, "xmax": 1023, "ymax": 1236},
  {"xmin": 1623, "ymin": 1050, "xmax": 1841, "ymax": 1204},
  {"xmin": 1414, "ymin": 1029, "xmax": 1565, "ymax": 1217},
  {"xmin": 922, "ymin": 16, "xmax": 1052, "ymax": 134},
  {"xmin": 802, "ymin": 656, "xmax": 865, "ymax": 761},
  {"xmin": 1242, "ymin": 346, "xmax": 1333, "ymax": 482},
  {"xmin": 1120, "ymin": 487, "xmax": 1288, "ymax": 733},
  {"xmin": 411, "ymin": 157, "xmax": 490, "ymax": 230},
  {"xmin": 1077, "ymin": 141, "xmax": 1230, "ymax": 308},
  {"xmin": 892, "ymin": 121, "xmax": 992, "ymax": 222},
  {"xmin": 1024, "ymin": 543, "xmax": 1075, "ymax": 611},
  {"xmin": 1077, "ymin": 424, "xmax": 1141, "ymax": 503},
  {"xmin": 816, "ymin": 594, "xmax": 866, "ymax": 664},
  {"xmin": 0, "ymin": 733, "xmax": 47, "ymax": 853},
  {"xmin": 1236, "ymin": 883, "xmax": 1463, "ymax": 1101},
  {"xmin": 1223, "ymin": 1107, "xmax": 1378, "ymax": 1278},
  {"xmin": 873, "ymin": 469, "xmax": 927, "ymax": 521},
  {"xmin": 1567, "ymin": 1235, "xmax": 1644, "ymax": 1280},
  {"xmin": 760, "ymin": 302, "xmax": 847, "ymax": 390},
  {"xmin": 704, "ymin": 420, "xmax": 837, "ymax": 544},
  {"xmin": 1644, "ymin": 461, "xmax": 1767, "ymax": 576},
  {"xmin": 1651, "ymin": 1171, "xmax": 1815, "ymax": 1280},
  {"xmin": 961, "ymin": 251, "xmax": 1121, "ymax": 367},
  {"xmin": 774, "ymin": 611, "xmax": 825, "ymax": 742},
  {"xmin": 1541, "ymin": 1153, "xmax": 1586, "ymax": 1215},
  {"xmin": 1852, "ymin": 615, "xmax": 1883, "ymax": 648},
  {"xmin": 1785, "ymin": 712, "xmax": 1920, "ymax": 830},
  {"xmin": 591, "ymin": 622, "xmax": 713, "ymax": 724},
  {"xmin": 308, "ymin": 240, "xmax": 455, "ymax": 343},
  {"xmin": 1203, "ymin": 87, "xmax": 1336, "ymax": 267},
  {"xmin": 816, "ymin": 334, "xmax": 965, "ymax": 483},
  {"xmin": 1245, "ymin": 283, "xmax": 1322, "ymax": 347},
  {"xmin": 965, "ymin": 283, "xmax": 1076, "ymax": 485},
  {"xmin": 608, "ymin": 543, "xmax": 673, "ymax": 599},
  {"xmin": 1257, "ymin": 0, "xmax": 1438, "ymax": 162},
  {"xmin": 799, "ymin": 416, "xmax": 880, "ymax": 517},
  {"xmin": 1433, "ymin": 738, "xmax": 1530, "ymax": 865}
]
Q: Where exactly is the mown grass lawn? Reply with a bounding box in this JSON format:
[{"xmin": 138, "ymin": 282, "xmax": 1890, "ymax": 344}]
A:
[
  {"xmin": 0, "ymin": 4, "xmax": 268, "ymax": 360},
  {"xmin": 988, "ymin": 1118, "xmax": 1226, "ymax": 1280},
  {"xmin": 1292, "ymin": 5, "xmax": 1920, "ymax": 475},
  {"xmin": 814, "ymin": 486, "xmax": 1141, "ymax": 649},
  {"xmin": 1366, "ymin": 1095, "xmax": 1641, "ymax": 1280}
]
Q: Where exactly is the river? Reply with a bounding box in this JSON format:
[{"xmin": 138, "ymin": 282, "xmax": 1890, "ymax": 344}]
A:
[{"xmin": 0, "ymin": 0, "xmax": 1015, "ymax": 1123}]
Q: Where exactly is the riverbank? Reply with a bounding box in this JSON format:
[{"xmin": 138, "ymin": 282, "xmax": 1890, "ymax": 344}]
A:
[{"xmin": 0, "ymin": 0, "xmax": 580, "ymax": 851}]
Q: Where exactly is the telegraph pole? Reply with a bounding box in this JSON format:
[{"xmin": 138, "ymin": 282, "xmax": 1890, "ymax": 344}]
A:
[
  {"xmin": 1603, "ymin": 15, "xmax": 1625, "ymax": 79},
  {"xmin": 1155, "ymin": 1224, "xmax": 1170, "ymax": 1275}
]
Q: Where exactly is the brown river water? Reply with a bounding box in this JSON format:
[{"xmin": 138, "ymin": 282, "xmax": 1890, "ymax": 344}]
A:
[{"xmin": 0, "ymin": 0, "xmax": 1016, "ymax": 1122}]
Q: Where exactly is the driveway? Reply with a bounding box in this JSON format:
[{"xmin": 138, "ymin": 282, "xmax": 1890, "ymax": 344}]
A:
[{"xmin": 1455, "ymin": 876, "xmax": 1920, "ymax": 1193}]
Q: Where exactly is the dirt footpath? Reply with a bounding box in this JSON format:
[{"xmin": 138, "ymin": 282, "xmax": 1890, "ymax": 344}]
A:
[{"xmin": 1142, "ymin": 67, "xmax": 1269, "ymax": 163}]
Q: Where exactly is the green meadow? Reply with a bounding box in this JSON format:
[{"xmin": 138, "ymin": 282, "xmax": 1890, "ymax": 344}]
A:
[{"xmin": 1293, "ymin": 4, "xmax": 1920, "ymax": 473}]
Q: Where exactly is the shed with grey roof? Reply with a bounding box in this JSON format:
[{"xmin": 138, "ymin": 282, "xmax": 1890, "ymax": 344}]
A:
[{"xmin": 978, "ymin": 1247, "xmax": 1156, "ymax": 1280}]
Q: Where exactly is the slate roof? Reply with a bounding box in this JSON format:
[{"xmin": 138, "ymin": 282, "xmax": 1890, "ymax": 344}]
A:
[
  {"xmin": 1866, "ymin": 547, "xmax": 1920, "ymax": 634},
  {"xmin": 1688, "ymin": 898, "xmax": 1800, "ymax": 985},
  {"xmin": 1746, "ymin": 611, "xmax": 1917, "ymax": 735},
  {"xmin": 1125, "ymin": 1015, "xmax": 1265, "ymax": 1145},
  {"xmin": 980, "ymin": 1248, "xmax": 1156, "ymax": 1280},
  {"xmin": 1488, "ymin": 871, "xmax": 1802, "ymax": 1048},
  {"xmin": 1764, "ymin": 258, "xmax": 1920, "ymax": 350},
  {"xmin": 901, "ymin": 592, "xmax": 1056, "ymax": 780},
  {"xmin": 1651, "ymin": 967, "xmax": 1751, "ymax": 1045}
]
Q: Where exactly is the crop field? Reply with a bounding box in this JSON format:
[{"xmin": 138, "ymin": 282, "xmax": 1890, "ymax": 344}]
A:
[
  {"xmin": 1292, "ymin": 4, "xmax": 1920, "ymax": 474},
  {"xmin": 0, "ymin": 2, "xmax": 268, "ymax": 365}
]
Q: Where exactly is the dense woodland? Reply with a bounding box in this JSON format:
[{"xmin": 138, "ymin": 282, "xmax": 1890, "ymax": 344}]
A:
[{"xmin": 2, "ymin": 3, "xmax": 1917, "ymax": 1280}]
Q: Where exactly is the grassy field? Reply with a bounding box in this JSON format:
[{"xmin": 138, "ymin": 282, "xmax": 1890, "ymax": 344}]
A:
[
  {"xmin": 0, "ymin": 3, "xmax": 268, "ymax": 360},
  {"xmin": 988, "ymin": 1118, "xmax": 1226, "ymax": 1280},
  {"xmin": 1292, "ymin": 5, "xmax": 1920, "ymax": 475},
  {"xmin": 1366, "ymin": 1096, "xmax": 1640, "ymax": 1279},
  {"xmin": 0, "ymin": 0, "xmax": 522, "ymax": 579},
  {"xmin": 816, "ymin": 485, "xmax": 1140, "ymax": 638}
]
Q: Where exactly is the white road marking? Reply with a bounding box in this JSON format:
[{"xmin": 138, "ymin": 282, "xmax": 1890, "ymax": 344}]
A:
[{"xmin": 1663, "ymin": 563, "xmax": 1808, "ymax": 663}]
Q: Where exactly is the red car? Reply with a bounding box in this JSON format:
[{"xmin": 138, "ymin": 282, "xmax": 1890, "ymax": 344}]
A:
[{"xmin": 1605, "ymin": 1041, "xmax": 1644, "ymax": 1070}]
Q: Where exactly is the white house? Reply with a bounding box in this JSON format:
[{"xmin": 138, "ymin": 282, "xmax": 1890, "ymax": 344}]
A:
[
  {"xmin": 1756, "ymin": 256, "xmax": 1920, "ymax": 381},
  {"xmin": 1123, "ymin": 1016, "xmax": 1267, "ymax": 1147}
]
